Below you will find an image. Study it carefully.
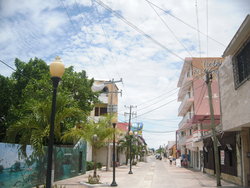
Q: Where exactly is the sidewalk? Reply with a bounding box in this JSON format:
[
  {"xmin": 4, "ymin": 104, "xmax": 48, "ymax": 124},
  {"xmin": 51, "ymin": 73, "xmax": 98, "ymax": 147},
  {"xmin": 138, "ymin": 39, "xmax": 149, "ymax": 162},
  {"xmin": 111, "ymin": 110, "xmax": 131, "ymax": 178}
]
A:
[{"xmin": 54, "ymin": 156, "xmax": 242, "ymax": 188}]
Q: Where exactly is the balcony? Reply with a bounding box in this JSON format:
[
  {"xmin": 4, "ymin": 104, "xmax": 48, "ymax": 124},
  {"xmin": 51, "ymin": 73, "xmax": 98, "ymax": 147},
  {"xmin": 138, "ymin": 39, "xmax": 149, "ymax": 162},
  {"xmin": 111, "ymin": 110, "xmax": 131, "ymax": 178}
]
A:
[
  {"xmin": 178, "ymin": 136, "xmax": 187, "ymax": 146},
  {"xmin": 99, "ymin": 93, "xmax": 108, "ymax": 103},
  {"xmin": 178, "ymin": 94, "xmax": 194, "ymax": 116},
  {"xmin": 178, "ymin": 75, "xmax": 193, "ymax": 101},
  {"xmin": 192, "ymin": 130, "xmax": 202, "ymax": 142},
  {"xmin": 178, "ymin": 112, "xmax": 193, "ymax": 129}
]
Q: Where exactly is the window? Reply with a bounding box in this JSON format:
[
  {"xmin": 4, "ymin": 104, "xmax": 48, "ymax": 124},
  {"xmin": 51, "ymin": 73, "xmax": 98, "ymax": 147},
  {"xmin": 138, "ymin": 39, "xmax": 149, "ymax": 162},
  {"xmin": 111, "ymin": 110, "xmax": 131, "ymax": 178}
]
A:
[
  {"xmin": 102, "ymin": 86, "xmax": 109, "ymax": 93},
  {"xmin": 94, "ymin": 107, "xmax": 108, "ymax": 116},
  {"xmin": 233, "ymin": 39, "xmax": 250, "ymax": 88},
  {"xmin": 94, "ymin": 107, "xmax": 99, "ymax": 116},
  {"xmin": 100, "ymin": 107, "xmax": 107, "ymax": 115}
]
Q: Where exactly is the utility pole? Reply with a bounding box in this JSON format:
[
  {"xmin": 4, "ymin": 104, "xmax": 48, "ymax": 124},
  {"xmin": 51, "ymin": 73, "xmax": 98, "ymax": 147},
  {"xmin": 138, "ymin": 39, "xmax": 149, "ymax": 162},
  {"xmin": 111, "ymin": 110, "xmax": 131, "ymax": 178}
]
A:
[
  {"xmin": 124, "ymin": 105, "xmax": 137, "ymax": 171},
  {"xmin": 124, "ymin": 105, "xmax": 137, "ymax": 133},
  {"xmin": 205, "ymin": 71, "xmax": 221, "ymax": 186},
  {"xmin": 104, "ymin": 78, "xmax": 122, "ymax": 171}
]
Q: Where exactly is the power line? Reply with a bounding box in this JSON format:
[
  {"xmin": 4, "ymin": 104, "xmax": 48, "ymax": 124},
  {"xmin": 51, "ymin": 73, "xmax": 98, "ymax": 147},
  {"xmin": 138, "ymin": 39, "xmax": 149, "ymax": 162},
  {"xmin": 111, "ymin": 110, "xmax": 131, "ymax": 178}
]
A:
[
  {"xmin": 60, "ymin": 0, "xmax": 110, "ymax": 79},
  {"xmin": 135, "ymin": 98, "xmax": 177, "ymax": 119},
  {"xmin": 195, "ymin": 82, "xmax": 206, "ymax": 114},
  {"xmin": 195, "ymin": 0, "xmax": 202, "ymax": 58},
  {"xmin": 146, "ymin": 0, "xmax": 193, "ymax": 57},
  {"xmin": 206, "ymin": 0, "xmax": 209, "ymax": 57},
  {"xmin": 134, "ymin": 82, "xmax": 205, "ymax": 119},
  {"xmin": 93, "ymin": 0, "xmax": 185, "ymax": 61},
  {"xmin": 145, "ymin": 0, "xmax": 226, "ymax": 47},
  {"xmin": 137, "ymin": 87, "xmax": 178, "ymax": 107},
  {"xmin": 143, "ymin": 129, "xmax": 176, "ymax": 133},
  {"xmin": 0, "ymin": 59, "xmax": 16, "ymax": 72},
  {"xmin": 136, "ymin": 90, "xmax": 178, "ymax": 112},
  {"xmin": 92, "ymin": 0, "xmax": 122, "ymax": 80}
]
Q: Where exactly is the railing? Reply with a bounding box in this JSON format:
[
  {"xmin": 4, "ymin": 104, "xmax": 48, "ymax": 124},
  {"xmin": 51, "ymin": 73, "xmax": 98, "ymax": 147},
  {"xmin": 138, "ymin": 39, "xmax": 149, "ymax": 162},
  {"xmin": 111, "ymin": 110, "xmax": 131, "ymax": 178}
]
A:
[
  {"xmin": 99, "ymin": 93, "xmax": 108, "ymax": 103},
  {"xmin": 178, "ymin": 136, "xmax": 187, "ymax": 146},
  {"xmin": 178, "ymin": 93, "xmax": 194, "ymax": 116},
  {"xmin": 192, "ymin": 130, "xmax": 202, "ymax": 142},
  {"xmin": 178, "ymin": 112, "xmax": 194, "ymax": 129},
  {"xmin": 178, "ymin": 75, "xmax": 193, "ymax": 101}
]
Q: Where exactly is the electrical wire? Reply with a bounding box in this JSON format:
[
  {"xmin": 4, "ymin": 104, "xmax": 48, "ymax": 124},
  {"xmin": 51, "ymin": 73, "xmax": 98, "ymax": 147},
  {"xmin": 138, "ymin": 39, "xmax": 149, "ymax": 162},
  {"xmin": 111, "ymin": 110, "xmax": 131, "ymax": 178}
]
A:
[
  {"xmin": 195, "ymin": 0, "xmax": 201, "ymax": 58},
  {"xmin": 93, "ymin": 0, "xmax": 185, "ymax": 62},
  {"xmin": 194, "ymin": 83, "xmax": 206, "ymax": 114},
  {"xmin": 91, "ymin": 0, "xmax": 123, "ymax": 80},
  {"xmin": 134, "ymin": 82, "xmax": 205, "ymax": 119},
  {"xmin": 136, "ymin": 87, "xmax": 178, "ymax": 107},
  {"xmin": 0, "ymin": 59, "xmax": 16, "ymax": 72},
  {"xmin": 146, "ymin": 0, "xmax": 193, "ymax": 57},
  {"xmin": 145, "ymin": 0, "xmax": 226, "ymax": 47},
  {"xmin": 136, "ymin": 90, "xmax": 178, "ymax": 112},
  {"xmin": 60, "ymin": 0, "xmax": 110, "ymax": 79},
  {"xmin": 206, "ymin": 0, "xmax": 209, "ymax": 57},
  {"xmin": 143, "ymin": 129, "xmax": 176, "ymax": 133}
]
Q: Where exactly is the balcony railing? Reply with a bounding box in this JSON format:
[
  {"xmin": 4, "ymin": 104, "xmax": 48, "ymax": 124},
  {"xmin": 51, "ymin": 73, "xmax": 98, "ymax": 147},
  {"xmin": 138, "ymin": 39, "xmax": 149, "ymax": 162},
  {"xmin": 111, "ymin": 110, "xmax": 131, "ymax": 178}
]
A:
[
  {"xmin": 178, "ymin": 94, "xmax": 194, "ymax": 116},
  {"xmin": 178, "ymin": 75, "xmax": 193, "ymax": 101},
  {"xmin": 178, "ymin": 136, "xmax": 187, "ymax": 146},
  {"xmin": 192, "ymin": 130, "xmax": 202, "ymax": 142},
  {"xmin": 178, "ymin": 112, "xmax": 193, "ymax": 129},
  {"xmin": 99, "ymin": 93, "xmax": 108, "ymax": 103}
]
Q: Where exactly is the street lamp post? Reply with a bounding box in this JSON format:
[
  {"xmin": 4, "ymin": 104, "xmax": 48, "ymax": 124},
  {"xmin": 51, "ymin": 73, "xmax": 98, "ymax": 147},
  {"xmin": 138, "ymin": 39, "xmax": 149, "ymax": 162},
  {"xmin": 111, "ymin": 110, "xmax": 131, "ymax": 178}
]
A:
[
  {"xmin": 128, "ymin": 130, "xmax": 133, "ymax": 174},
  {"xmin": 111, "ymin": 123, "xmax": 118, "ymax": 186},
  {"xmin": 46, "ymin": 57, "xmax": 65, "ymax": 188}
]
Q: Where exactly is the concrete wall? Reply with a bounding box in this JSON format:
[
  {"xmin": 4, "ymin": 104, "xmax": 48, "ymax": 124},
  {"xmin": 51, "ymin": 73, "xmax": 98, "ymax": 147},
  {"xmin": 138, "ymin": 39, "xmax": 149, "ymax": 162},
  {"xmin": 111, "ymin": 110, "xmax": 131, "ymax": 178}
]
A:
[
  {"xmin": 219, "ymin": 55, "xmax": 250, "ymax": 131},
  {"xmin": 86, "ymin": 142, "xmax": 92, "ymax": 161},
  {"xmin": 96, "ymin": 146, "xmax": 109, "ymax": 165}
]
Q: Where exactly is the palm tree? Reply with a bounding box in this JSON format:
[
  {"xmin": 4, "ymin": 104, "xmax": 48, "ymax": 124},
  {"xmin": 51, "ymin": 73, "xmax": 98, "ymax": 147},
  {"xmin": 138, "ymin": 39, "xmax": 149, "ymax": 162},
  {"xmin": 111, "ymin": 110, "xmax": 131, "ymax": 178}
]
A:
[
  {"xmin": 7, "ymin": 94, "xmax": 84, "ymax": 157},
  {"xmin": 62, "ymin": 115, "xmax": 114, "ymax": 178},
  {"xmin": 117, "ymin": 135, "xmax": 130, "ymax": 165}
]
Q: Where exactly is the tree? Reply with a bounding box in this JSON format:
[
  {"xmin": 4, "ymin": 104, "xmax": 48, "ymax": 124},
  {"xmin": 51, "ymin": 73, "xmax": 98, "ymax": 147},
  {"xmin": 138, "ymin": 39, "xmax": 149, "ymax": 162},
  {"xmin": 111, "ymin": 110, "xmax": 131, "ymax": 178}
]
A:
[
  {"xmin": 7, "ymin": 94, "xmax": 84, "ymax": 157},
  {"xmin": 117, "ymin": 135, "xmax": 130, "ymax": 165},
  {"xmin": 62, "ymin": 115, "xmax": 114, "ymax": 179},
  {"xmin": 1, "ymin": 57, "xmax": 99, "ymax": 141},
  {"xmin": 0, "ymin": 75, "xmax": 13, "ymax": 141}
]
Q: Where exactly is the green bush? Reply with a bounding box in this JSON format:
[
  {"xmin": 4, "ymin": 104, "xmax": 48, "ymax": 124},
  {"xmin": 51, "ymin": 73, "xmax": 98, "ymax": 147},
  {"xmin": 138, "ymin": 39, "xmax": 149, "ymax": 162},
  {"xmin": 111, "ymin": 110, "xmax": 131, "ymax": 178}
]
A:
[
  {"xmin": 86, "ymin": 161, "xmax": 94, "ymax": 171},
  {"xmin": 132, "ymin": 161, "xmax": 137, "ymax": 166},
  {"xmin": 96, "ymin": 162, "xmax": 102, "ymax": 169}
]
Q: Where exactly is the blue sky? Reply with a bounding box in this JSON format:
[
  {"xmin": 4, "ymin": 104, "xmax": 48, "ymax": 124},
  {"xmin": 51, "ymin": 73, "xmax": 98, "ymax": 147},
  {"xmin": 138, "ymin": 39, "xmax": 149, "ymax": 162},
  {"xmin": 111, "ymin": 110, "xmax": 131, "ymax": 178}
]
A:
[{"xmin": 0, "ymin": 0, "xmax": 249, "ymax": 149}]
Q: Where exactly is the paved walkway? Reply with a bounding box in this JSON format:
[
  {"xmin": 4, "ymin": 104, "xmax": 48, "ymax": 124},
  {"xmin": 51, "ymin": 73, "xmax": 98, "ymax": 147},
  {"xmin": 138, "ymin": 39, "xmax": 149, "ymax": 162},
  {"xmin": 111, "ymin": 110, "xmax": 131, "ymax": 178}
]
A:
[{"xmin": 55, "ymin": 156, "xmax": 242, "ymax": 188}]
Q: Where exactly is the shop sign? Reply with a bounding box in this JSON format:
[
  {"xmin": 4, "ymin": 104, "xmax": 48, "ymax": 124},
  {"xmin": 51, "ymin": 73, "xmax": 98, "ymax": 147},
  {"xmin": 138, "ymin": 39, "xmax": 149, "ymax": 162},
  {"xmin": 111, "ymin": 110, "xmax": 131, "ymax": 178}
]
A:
[{"xmin": 220, "ymin": 150, "xmax": 225, "ymax": 165}]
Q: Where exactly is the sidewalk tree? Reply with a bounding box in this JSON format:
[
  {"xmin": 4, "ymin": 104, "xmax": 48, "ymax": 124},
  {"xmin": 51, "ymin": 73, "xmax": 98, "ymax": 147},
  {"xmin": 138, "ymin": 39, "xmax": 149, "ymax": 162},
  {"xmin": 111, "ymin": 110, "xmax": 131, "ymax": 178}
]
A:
[
  {"xmin": 7, "ymin": 94, "xmax": 84, "ymax": 157},
  {"xmin": 1, "ymin": 57, "xmax": 99, "ymax": 142},
  {"xmin": 63, "ymin": 115, "xmax": 114, "ymax": 180}
]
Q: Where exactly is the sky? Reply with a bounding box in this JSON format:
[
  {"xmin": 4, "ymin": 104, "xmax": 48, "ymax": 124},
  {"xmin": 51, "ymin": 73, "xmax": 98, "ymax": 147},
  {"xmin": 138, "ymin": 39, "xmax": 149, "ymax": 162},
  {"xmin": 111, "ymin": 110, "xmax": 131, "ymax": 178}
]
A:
[{"xmin": 0, "ymin": 0, "xmax": 249, "ymax": 149}]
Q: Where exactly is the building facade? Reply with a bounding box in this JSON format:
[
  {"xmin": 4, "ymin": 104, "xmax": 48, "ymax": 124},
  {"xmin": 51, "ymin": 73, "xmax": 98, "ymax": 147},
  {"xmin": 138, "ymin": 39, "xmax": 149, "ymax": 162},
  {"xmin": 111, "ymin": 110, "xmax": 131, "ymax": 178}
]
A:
[
  {"xmin": 177, "ymin": 57, "xmax": 222, "ymax": 170},
  {"xmin": 89, "ymin": 80, "xmax": 119, "ymax": 168},
  {"xmin": 219, "ymin": 15, "xmax": 250, "ymax": 186}
]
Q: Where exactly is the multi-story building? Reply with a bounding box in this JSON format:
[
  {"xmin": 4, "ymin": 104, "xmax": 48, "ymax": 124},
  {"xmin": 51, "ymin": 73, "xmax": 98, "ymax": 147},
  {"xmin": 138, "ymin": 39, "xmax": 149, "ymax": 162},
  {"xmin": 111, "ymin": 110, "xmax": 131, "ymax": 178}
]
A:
[
  {"xmin": 88, "ymin": 80, "xmax": 119, "ymax": 168},
  {"xmin": 219, "ymin": 15, "xmax": 250, "ymax": 186},
  {"xmin": 91, "ymin": 80, "xmax": 119, "ymax": 122},
  {"xmin": 177, "ymin": 57, "xmax": 222, "ymax": 170}
]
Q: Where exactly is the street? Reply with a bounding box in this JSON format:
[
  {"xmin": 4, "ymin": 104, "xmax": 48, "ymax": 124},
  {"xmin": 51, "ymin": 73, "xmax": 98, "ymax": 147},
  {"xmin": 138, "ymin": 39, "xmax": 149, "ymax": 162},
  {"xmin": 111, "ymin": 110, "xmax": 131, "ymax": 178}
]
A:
[{"xmin": 55, "ymin": 156, "xmax": 241, "ymax": 188}]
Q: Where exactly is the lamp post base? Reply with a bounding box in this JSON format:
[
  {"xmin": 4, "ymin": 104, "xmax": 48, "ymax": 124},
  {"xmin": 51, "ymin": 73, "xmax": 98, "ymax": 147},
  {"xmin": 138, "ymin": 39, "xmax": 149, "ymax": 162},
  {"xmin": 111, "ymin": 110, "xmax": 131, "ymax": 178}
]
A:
[
  {"xmin": 128, "ymin": 171, "xmax": 133, "ymax": 174},
  {"xmin": 111, "ymin": 181, "xmax": 118, "ymax": 187}
]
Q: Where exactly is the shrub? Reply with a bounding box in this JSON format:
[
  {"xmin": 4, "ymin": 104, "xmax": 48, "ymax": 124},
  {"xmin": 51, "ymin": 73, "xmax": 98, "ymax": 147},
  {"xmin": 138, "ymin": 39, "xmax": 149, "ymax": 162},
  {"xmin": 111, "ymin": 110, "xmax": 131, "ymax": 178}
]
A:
[
  {"xmin": 96, "ymin": 162, "xmax": 102, "ymax": 169},
  {"xmin": 86, "ymin": 161, "xmax": 94, "ymax": 171},
  {"xmin": 132, "ymin": 161, "xmax": 137, "ymax": 165}
]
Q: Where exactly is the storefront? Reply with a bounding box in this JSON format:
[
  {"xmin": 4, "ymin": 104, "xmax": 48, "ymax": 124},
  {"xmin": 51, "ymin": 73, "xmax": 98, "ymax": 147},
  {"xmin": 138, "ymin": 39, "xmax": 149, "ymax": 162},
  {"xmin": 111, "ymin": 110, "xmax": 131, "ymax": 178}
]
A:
[{"xmin": 203, "ymin": 132, "xmax": 241, "ymax": 184}]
